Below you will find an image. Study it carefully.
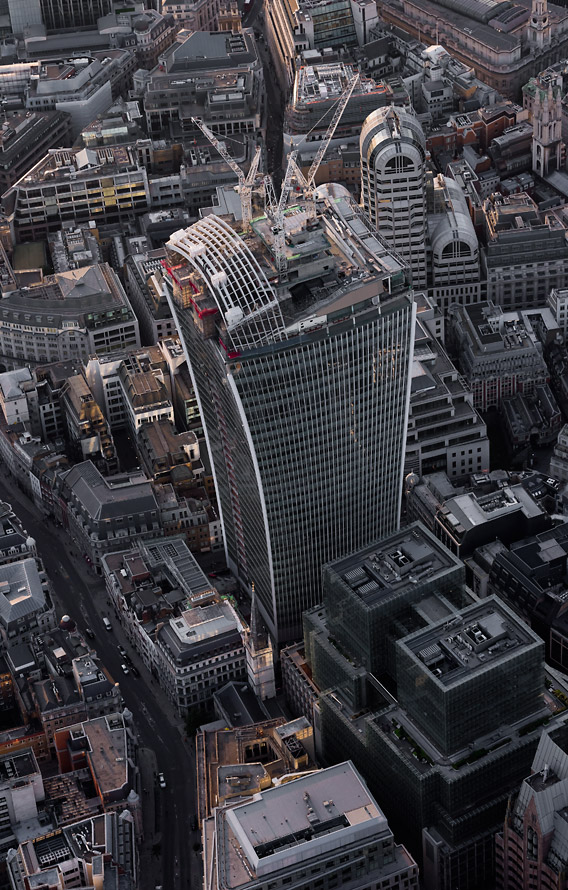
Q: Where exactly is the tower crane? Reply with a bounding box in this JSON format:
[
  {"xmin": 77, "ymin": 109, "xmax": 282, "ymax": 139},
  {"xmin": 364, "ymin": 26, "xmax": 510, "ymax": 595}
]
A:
[
  {"xmin": 301, "ymin": 71, "xmax": 360, "ymax": 199},
  {"xmin": 264, "ymin": 70, "xmax": 360, "ymax": 280},
  {"xmin": 264, "ymin": 150, "xmax": 304, "ymax": 280},
  {"xmin": 191, "ymin": 117, "xmax": 262, "ymax": 230}
]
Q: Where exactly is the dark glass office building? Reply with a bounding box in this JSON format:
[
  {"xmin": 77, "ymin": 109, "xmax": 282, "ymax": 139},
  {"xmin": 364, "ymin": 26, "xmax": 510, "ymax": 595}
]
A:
[{"xmin": 165, "ymin": 215, "xmax": 415, "ymax": 643}]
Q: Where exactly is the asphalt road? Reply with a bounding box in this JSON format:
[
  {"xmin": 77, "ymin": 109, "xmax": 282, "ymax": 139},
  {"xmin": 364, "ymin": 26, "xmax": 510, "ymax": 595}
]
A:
[
  {"xmin": 242, "ymin": 0, "xmax": 263, "ymax": 27},
  {"xmin": 242, "ymin": 0, "xmax": 285, "ymax": 175},
  {"xmin": 0, "ymin": 474, "xmax": 199, "ymax": 890}
]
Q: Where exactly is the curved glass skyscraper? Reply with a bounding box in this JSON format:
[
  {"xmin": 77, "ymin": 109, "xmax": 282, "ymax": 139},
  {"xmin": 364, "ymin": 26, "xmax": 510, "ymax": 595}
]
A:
[{"xmin": 165, "ymin": 214, "xmax": 415, "ymax": 643}]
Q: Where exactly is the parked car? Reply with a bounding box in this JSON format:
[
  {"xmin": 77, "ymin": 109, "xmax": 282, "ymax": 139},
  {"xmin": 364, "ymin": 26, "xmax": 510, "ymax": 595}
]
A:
[
  {"xmin": 158, "ymin": 772, "xmax": 166, "ymax": 789},
  {"xmin": 84, "ymin": 627, "xmax": 95, "ymax": 640},
  {"xmin": 121, "ymin": 663, "xmax": 129, "ymax": 675},
  {"xmin": 118, "ymin": 646, "xmax": 127, "ymax": 658}
]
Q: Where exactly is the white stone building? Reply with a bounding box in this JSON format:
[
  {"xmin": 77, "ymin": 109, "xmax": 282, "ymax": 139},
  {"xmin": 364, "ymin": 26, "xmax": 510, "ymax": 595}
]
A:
[
  {"xmin": 203, "ymin": 761, "xmax": 419, "ymax": 890},
  {"xmin": 155, "ymin": 601, "xmax": 246, "ymax": 712}
]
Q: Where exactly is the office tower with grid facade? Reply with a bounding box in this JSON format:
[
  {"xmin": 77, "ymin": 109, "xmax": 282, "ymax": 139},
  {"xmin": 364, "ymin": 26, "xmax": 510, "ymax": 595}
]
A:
[
  {"xmin": 164, "ymin": 215, "xmax": 415, "ymax": 643},
  {"xmin": 8, "ymin": 0, "xmax": 112, "ymax": 32},
  {"xmin": 361, "ymin": 106, "xmax": 428, "ymax": 290}
]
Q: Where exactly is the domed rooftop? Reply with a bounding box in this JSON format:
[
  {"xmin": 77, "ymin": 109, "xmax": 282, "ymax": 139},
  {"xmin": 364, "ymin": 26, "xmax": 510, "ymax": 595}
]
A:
[
  {"xmin": 405, "ymin": 472, "xmax": 420, "ymax": 492},
  {"xmin": 133, "ymin": 13, "xmax": 151, "ymax": 31},
  {"xmin": 59, "ymin": 614, "xmax": 76, "ymax": 631}
]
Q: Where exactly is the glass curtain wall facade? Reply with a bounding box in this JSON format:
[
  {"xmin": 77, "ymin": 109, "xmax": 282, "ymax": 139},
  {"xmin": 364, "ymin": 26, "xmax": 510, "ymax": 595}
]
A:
[
  {"xmin": 310, "ymin": 0, "xmax": 358, "ymax": 48},
  {"xmin": 41, "ymin": 0, "xmax": 112, "ymax": 29},
  {"xmin": 165, "ymin": 222, "xmax": 415, "ymax": 643}
]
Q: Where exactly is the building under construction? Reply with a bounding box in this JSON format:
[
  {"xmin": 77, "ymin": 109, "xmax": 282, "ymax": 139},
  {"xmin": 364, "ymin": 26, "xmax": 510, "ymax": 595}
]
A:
[{"xmin": 284, "ymin": 62, "xmax": 407, "ymax": 164}]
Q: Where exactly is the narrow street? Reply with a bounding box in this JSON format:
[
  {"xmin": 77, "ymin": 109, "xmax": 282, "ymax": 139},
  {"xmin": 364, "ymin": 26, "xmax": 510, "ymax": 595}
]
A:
[
  {"xmin": 243, "ymin": 0, "xmax": 285, "ymax": 176},
  {"xmin": 0, "ymin": 473, "xmax": 200, "ymax": 890}
]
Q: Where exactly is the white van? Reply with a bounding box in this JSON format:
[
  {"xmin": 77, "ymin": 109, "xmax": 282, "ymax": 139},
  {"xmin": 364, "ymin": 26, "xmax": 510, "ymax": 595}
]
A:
[{"xmin": 103, "ymin": 617, "xmax": 112, "ymax": 632}]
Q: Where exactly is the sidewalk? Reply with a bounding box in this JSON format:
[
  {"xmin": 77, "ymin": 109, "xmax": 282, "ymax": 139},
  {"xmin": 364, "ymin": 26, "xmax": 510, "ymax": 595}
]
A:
[
  {"xmin": 108, "ymin": 605, "xmax": 188, "ymax": 736},
  {"xmin": 138, "ymin": 746, "xmax": 161, "ymax": 890}
]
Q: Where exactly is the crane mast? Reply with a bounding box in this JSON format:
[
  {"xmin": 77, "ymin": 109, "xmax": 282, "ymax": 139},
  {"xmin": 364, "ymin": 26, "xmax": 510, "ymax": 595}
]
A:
[
  {"xmin": 191, "ymin": 117, "xmax": 261, "ymax": 229},
  {"xmin": 304, "ymin": 71, "xmax": 359, "ymax": 194},
  {"xmin": 266, "ymin": 70, "xmax": 360, "ymax": 279}
]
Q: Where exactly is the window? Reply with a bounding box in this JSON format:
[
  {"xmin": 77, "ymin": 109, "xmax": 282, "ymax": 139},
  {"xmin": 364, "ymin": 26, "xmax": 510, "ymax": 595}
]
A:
[{"xmin": 527, "ymin": 827, "xmax": 538, "ymax": 860}]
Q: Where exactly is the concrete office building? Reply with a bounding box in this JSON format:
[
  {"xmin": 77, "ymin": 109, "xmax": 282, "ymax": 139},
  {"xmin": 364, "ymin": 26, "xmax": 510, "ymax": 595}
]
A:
[
  {"xmin": 102, "ymin": 535, "xmax": 217, "ymax": 674},
  {"xmin": 0, "ymin": 369, "xmax": 35, "ymax": 428},
  {"xmin": 407, "ymin": 303, "xmax": 490, "ymax": 479},
  {"xmin": 501, "ymin": 384, "xmax": 562, "ymax": 449},
  {"xmin": 196, "ymin": 716, "xmax": 315, "ymax": 824},
  {"xmin": 281, "ymin": 641, "xmax": 322, "ymax": 750},
  {"xmin": 482, "ymin": 193, "xmax": 568, "ymax": 309},
  {"xmin": 0, "ymin": 265, "xmax": 140, "ymax": 372},
  {"xmin": 0, "ymin": 110, "xmax": 72, "ymax": 193},
  {"xmin": 449, "ymin": 301, "xmax": 551, "ymax": 412},
  {"xmin": 264, "ymin": 0, "xmax": 300, "ymax": 91},
  {"xmin": 3, "ymin": 145, "xmax": 152, "ymax": 244},
  {"xmin": 378, "ymin": 0, "xmax": 568, "ymax": 99},
  {"xmin": 407, "ymin": 472, "xmax": 550, "ymax": 558},
  {"xmin": 550, "ymin": 423, "xmax": 568, "ymax": 481},
  {"xmin": 0, "ymin": 558, "xmax": 56, "ymax": 650},
  {"xmin": 136, "ymin": 420, "xmax": 199, "ymax": 483},
  {"xmin": 7, "ymin": 811, "xmax": 136, "ymax": 889},
  {"xmin": 59, "ymin": 461, "xmax": 161, "ymax": 572},
  {"xmin": 26, "ymin": 361, "xmax": 77, "ymax": 443},
  {"xmin": 123, "ymin": 248, "xmax": 176, "ymax": 345},
  {"xmin": 155, "ymin": 600, "xmax": 246, "ymax": 712},
  {"xmin": 162, "ymin": 0, "xmax": 226, "ymax": 29},
  {"xmin": 59, "ymin": 374, "xmax": 118, "ymax": 475},
  {"xmin": 24, "ymin": 58, "xmax": 114, "ymax": 140},
  {"xmin": 0, "ymin": 748, "xmax": 49, "ymax": 880},
  {"xmin": 49, "ymin": 225, "xmax": 103, "ymax": 275},
  {"xmin": 140, "ymin": 29, "xmax": 264, "ymax": 143},
  {"xmin": 548, "ymin": 286, "xmax": 568, "ymax": 337},
  {"xmin": 202, "ymin": 761, "xmax": 419, "ymax": 890},
  {"xmin": 284, "ymin": 62, "xmax": 399, "ymax": 164},
  {"xmin": 428, "ymin": 174, "xmax": 480, "ymax": 312},
  {"xmin": 361, "ymin": 106, "xmax": 428, "ymax": 289},
  {"xmin": 117, "ymin": 352, "xmax": 174, "ymax": 437},
  {"xmin": 165, "ymin": 215, "xmax": 415, "ymax": 643},
  {"xmin": 84, "ymin": 346, "xmax": 174, "ymax": 436}
]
